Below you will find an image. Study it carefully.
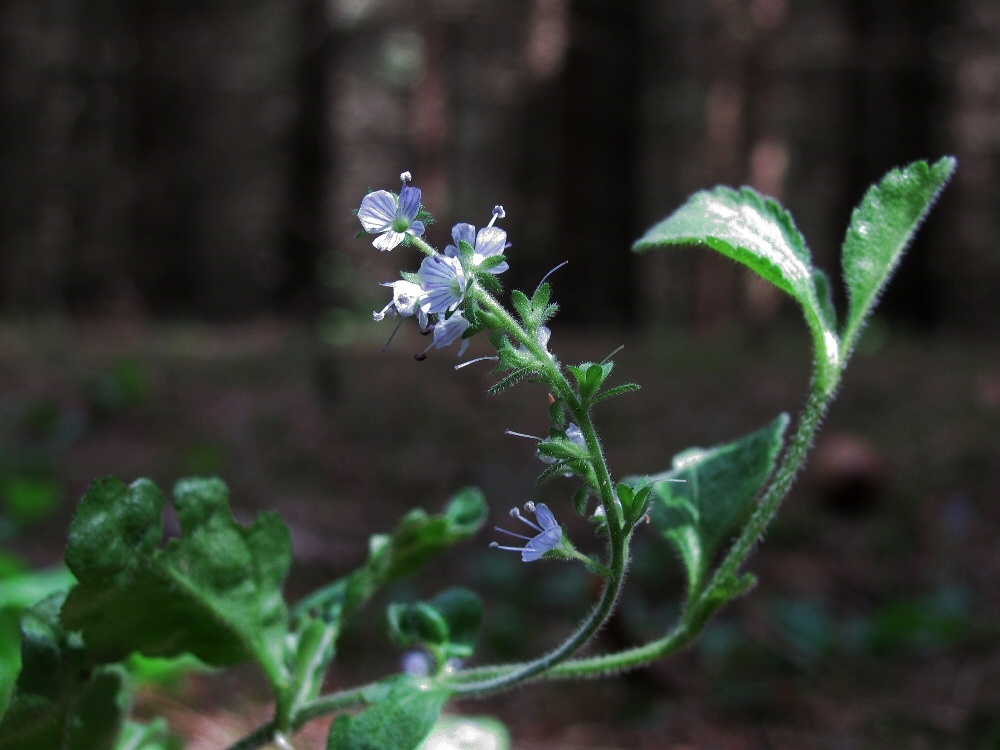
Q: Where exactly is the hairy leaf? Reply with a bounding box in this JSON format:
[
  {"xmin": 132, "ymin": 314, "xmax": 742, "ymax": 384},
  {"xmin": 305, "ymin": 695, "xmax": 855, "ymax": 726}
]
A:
[
  {"xmin": 327, "ymin": 675, "xmax": 448, "ymax": 750},
  {"xmin": 61, "ymin": 477, "xmax": 291, "ymax": 693},
  {"xmin": 641, "ymin": 415, "xmax": 788, "ymax": 597},
  {"xmin": 841, "ymin": 157, "xmax": 956, "ymax": 355},
  {"xmin": 0, "ymin": 594, "xmax": 129, "ymax": 750},
  {"xmin": 633, "ymin": 188, "xmax": 841, "ymax": 391}
]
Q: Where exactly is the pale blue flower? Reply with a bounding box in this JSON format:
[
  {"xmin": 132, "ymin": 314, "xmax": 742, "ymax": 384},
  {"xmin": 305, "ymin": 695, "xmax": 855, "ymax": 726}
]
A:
[
  {"xmin": 418, "ymin": 253, "xmax": 467, "ymax": 315},
  {"xmin": 401, "ymin": 651, "xmax": 432, "ymax": 677},
  {"xmin": 357, "ymin": 172, "xmax": 425, "ymax": 252},
  {"xmin": 373, "ymin": 279, "xmax": 429, "ymax": 329},
  {"xmin": 417, "ymin": 311, "xmax": 472, "ymax": 359},
  {"xmin": 445, "ymin": 206, "xmax": 509, "ymax": 274},
  {"xmin": 490, "ymin": 501, "xmax": 562, "ymax": 562}
]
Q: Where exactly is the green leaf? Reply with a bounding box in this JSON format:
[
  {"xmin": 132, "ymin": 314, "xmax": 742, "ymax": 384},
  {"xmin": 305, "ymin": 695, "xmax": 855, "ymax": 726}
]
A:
[
  {"xmin": 591, "ymin": 382, "xmax": 640, "ymax": 404},
  {"xmin": 633, "ymin": 187, "xmax": 841, "ymax": 392},
  {"xmin": 388, "ymin": 588, "xmax": 483, "ymax": 663},
  {"xmin": 60, "ymin": 477, "xmax": 292, "ymax": 694},
  {"xmin": 0, "ymin": 594, "xmax": 129, "ymax": 750},
  {"xmin": 327, "ymin": 675, "xmax": 448, "ymax": 750},
  {"xmin": 568, "ymin": 362, "xmax": 614, "ymax": 402},
  {"xmin": 841, "ymin": 157, "xmax": 956, "ymax": 356},
  {"xmin": 641, "ymin": 415, "xmax": 788, "ymax": 598}
]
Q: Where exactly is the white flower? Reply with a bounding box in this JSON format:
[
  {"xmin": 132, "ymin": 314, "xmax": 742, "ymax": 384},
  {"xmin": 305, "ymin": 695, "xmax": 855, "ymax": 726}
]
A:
[
  {"xmin": 373, "ymin": 279, "xmax": 429, "ymax": 329},
  {"xmin": 357, "ymin": 172, "xmax": 425, "ymax": 252},
  {"xmin": 490, "ymin": 501, "xmax": 562, "ymax": 562},
  {"xmin": 444, "ymin": 206, "xmax": 509, "ymax": 275},
  {"xmin": 418, "ymin": 254, "xmax": 467, "ymax": 315}
]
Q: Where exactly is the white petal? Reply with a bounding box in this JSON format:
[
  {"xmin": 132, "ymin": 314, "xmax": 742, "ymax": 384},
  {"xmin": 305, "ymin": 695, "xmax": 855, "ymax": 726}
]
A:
[
  {"xmin": 533, "ymin": 503, "xmax": 559, "ymax": 531},
  {"xmin": 358, "ymin": 191, "xmax": 397, "ymax": 232},
  {"xmin": 475, "ymin": 226, "xmax": 507, "ymax": 257},
  {"xmin": 373, "ymin": 231, "xmax": 405, "ymax": 252}
]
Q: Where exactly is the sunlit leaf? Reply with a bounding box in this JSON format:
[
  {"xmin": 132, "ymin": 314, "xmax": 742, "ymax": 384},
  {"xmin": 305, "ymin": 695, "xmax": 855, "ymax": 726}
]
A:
[
  {"xmin": 633, "ymin": 188, "xmax": 841, "ymax": 391},
  {"xmin": 841, "ymin": 157, "xmax": 956, "ymax": 355}
]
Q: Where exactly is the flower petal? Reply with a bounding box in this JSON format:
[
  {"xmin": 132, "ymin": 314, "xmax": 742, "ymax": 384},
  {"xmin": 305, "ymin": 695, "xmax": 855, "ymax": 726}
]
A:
[
  {"xmin": 522, "ymin": 527, "xmax": 562, "ymax": 561},
  {"xmin": 452, "ymin": 223, "xmax": 476, "ymax": 248},
  {"xmin": 373, "ymin": 230, "xmax": 405, "ymax": 252},
  {"xmin": 533, "ymin": 503, "xmax": 559, "ymax": 531},
  {"xmin": 475, "ymin": 226, "xmax": 507, "ymax": 258},
  {"xmin": 398, "ymin": 184, "xmax": 422, "ymax": 220},
  {"xmin": 358, "ymin": 190, "xmax": 398, "ymax": 232}
]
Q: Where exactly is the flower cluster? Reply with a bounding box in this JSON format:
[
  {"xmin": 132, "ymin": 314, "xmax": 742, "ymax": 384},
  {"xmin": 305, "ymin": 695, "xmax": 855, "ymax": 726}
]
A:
[{"xmin": 358, "ymin": 172, "xmax": 509, "ymax": 359}]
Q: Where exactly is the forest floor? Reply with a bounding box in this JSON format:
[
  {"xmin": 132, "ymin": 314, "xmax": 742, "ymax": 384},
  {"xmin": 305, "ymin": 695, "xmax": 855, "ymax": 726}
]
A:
[{"xmin": 3, "ymin": 317, "xmax": 999, "ymax": 749}]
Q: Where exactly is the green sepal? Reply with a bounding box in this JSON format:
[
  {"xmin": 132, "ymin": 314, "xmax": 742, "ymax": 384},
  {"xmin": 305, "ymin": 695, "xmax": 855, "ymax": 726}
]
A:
[
  {"xmin": 548, "ymin": 397, "xmax": 568, "ymax": 429},
  {"xmin": 476, "ymin": 254, "xmax": 508, "ymax": 272},
  {"xmin": 537, "ymin": 436, "xmax": 590, "ymax": 463},
  {"xmin": 530, "ymin": 282, "xmax": 551, "ymax": 312},
  {"xmin": 573, "ymin": 486, "xmax": 592, "ymax": 517},
  {"xmin": 639, "ymin": 415, "xmax": 788, "ymax": 599},
  {"xmin": 387, "ymin": 588, "xmax": 483, "ymax": 664},
  {"xmin": 60, "ymin": 477, "xmax": 292, "ymax": 698},
  {"xmin": 616, "ymin": 482, "xmax": 653, "ymax": 528},
  {"xmin": 399, "ymin": 270, "xmax": 421, "ymax": 286},
  {"xmin": 511, "ymin": 290, "xmax": 532, "ymax": 326},
  {"xmin": 476, "ymin": 271, "xmax": 503, "ymax": 297},
  {"xmin": 327, "ymin": 675, "xmax": 449, "ymax": 750},
  {"xmin": 487, "ymin": 367, "xmax": 534, "ymax": 396},
  {"xmin": 0, "ymin": 593, "xmax": 130, "ymax": 750},
  {"xmin": 536, "ymin": 459, "xmax": 589, "ymax": 485},
  {"xmin": 457, "ymin": 239, "xmax": 475, "ymax": 264},
  {"xmin": 568, "ymin": 362, "xmax": 614, "ymax": 402},
  {"xmin": 591, "ymin": 382, "xmax": 640, "ymax": 404},
  {"xmin": 840, "ymin": 157, "xmax": 956, "ymax": 357}
]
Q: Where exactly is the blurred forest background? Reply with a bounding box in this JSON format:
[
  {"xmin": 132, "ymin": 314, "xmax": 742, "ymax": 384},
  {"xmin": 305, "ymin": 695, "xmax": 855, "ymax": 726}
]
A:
[
  {"xmin": 2, "ymin": 0, "xmax": 999, "ymax": 331},
  {"xmin": 3, "ymin": 1, "xmax": 1000, "ymax": 748}
]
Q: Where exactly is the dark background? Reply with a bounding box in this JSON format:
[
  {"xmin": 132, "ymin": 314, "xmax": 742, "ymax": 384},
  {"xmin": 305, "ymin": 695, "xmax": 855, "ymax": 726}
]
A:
[
  {"xmin": 2, "ymin": 1, "xmax": 999, "ymax": 748},
  {"xmin": 2, "ymin": 0, "xmax": 998, "ymax": 331}
]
